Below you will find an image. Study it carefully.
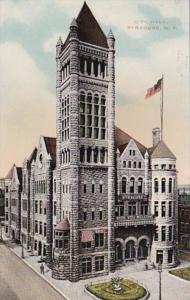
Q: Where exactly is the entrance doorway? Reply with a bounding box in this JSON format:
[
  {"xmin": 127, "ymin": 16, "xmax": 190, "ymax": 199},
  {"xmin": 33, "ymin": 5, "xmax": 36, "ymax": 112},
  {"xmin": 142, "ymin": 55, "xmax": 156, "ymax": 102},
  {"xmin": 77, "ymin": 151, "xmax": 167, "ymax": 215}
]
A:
[
  {"xmin": 125, "ymin": 240, "xmax": 135, "ymax": 260},
  {"xmin": 38, "ymin": 241, "xmax": 42, "ymax": 256},
  {"xmin": 138, "ymin": 239, "xmax": 148, "ymax": 259}
]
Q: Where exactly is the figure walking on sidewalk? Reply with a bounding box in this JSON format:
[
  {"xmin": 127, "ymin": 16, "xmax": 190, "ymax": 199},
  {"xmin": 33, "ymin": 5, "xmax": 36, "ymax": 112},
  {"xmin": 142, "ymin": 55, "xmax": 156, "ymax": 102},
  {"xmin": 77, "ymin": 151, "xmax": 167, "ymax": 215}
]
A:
[{"xmin": 40, "ymin": 263, "xmax": 44, "ymax": 275}]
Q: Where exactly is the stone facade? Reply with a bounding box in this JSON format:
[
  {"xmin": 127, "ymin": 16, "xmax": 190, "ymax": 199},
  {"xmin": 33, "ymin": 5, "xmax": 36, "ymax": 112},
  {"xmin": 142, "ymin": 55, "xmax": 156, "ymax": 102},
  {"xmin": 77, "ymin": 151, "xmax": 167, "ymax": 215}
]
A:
[{"xmin": 4, "ymin": 2, "xmax": 178, "ymax": 282}]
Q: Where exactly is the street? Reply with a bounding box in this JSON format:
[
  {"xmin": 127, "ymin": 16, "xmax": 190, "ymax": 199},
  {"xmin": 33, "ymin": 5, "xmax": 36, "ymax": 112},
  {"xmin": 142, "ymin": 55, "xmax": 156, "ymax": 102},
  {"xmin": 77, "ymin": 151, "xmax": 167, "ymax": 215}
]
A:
[{"xmin": 0, "ymin": 241, "xmax": 65, "ymax": 300}]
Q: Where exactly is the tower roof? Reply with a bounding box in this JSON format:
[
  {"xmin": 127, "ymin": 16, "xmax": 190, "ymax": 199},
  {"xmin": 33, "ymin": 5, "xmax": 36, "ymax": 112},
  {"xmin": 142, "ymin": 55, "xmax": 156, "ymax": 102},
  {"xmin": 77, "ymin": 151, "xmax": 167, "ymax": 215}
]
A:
[
  {"xmin": 151, "ymin": 140, "xmax": 176, "ymax": 159},
  {"xmin": 62, "ymin": 2, "xmax": 108, "ymax": 50},
  {"xmin": 76, "ymin": 2, "xmax": 108, "ymax": 48}
]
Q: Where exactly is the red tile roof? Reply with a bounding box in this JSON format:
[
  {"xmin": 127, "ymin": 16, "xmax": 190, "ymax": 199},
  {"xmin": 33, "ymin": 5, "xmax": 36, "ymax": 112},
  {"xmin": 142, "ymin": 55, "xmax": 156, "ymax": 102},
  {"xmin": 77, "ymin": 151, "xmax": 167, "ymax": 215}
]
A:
[{"xmin": 115, "ymin": 126, "xmax": 147, "ymax": 156}]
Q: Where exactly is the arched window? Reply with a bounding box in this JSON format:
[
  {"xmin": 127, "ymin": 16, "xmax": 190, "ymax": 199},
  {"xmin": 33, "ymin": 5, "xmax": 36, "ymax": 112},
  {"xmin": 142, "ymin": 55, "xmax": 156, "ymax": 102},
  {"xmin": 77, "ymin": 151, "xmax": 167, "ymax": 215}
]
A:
[
  {"xmin": 128, "ymin": 161, "xmax": 131, "ymax": 168},
  {"xmin": 99, "ymin": 181, "xmax": 103, "ymax": 193},
  {"xmin": 67, "ymin": 149, "xmax": 70, "ymax": 163},
  {"xmin": 133, "ymin": 161, "xmax": 136, "ymax": 168},
  {"xmin": 80, "ymin": 147, "xmax": 85, "ymax": 163},
  {"xmin": 169, "ymin": 178, "xmax": 172, "ymax": 193},
  {"xmin": 123, "ymin": 161, "xmax": 126, "ymax": 168},
  {"xmin": 94, "ymin": 148, "xmax": 98, "ymax": 163},
  {"xmin": 101, "ymin": 95, "xmax": 106, "ymax": 105},
  {"xmin": 94, "ymin": 93, "xmax": 99, "ymax": 104},
  {"xmin": 92, "ymin": 182, "xmax": 95, "ymax": 193},
  {"xmin": 121, "ymin": 177, "xmax": 127, "ymax": 194},
  {"xmin": 130, "ymin": 177, "xmax": 135, "ymax": 194},
  {"xmin": 154, "ymin": 178, "xmax": 158, "ymax": 193},
  {"xmin": 87, "ymin": 92, "xmax": 92, "ymax": 103},
  {"xmin": 80, "ymin": 91, "xmax": 85, "ymax": 102},
  {"xmin": 161, "ymin": 178, "xmax": 166, "ymax": 193},
  {"xmin": 100, "ymin": 148, "xmax": 105, "ymax": 164},
  {"xmin": 87, "ymin": 147, "xmax": 91, "ymax": 163},
  {"xmin": 138, "ymin": 162, "xmax": 142, "ymax": 168},
  {"xmin": 138, "ymin": 178, "xmax": 143, "ymax": 194}
]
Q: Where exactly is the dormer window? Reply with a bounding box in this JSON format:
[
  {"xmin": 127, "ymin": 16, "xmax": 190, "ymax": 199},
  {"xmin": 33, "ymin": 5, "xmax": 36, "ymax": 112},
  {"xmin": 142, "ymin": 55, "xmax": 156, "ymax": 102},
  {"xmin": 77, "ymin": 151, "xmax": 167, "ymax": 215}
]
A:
[{"xmin": 123, "ymin": 161, "xmax": 126, "ymax": 168}]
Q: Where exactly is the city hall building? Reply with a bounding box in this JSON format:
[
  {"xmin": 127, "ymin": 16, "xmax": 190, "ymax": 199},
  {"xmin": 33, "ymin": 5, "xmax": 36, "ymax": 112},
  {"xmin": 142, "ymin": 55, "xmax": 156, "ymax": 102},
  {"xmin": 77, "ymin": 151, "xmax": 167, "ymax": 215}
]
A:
[{"xmin": 4, "ymin": 3, "xmax": 178, "ymax": 282}]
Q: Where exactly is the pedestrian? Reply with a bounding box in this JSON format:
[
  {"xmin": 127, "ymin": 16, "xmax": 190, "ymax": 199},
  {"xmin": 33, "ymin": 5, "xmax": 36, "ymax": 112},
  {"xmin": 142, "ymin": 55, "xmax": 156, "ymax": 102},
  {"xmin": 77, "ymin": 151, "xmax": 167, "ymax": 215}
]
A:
[
  {"xmin": 40, "ymin": 263, "xmax": 44, "ymax": 275},
  {"xmin": 145, "ymin": 262, "xmax": 148, "ymax": 271}
]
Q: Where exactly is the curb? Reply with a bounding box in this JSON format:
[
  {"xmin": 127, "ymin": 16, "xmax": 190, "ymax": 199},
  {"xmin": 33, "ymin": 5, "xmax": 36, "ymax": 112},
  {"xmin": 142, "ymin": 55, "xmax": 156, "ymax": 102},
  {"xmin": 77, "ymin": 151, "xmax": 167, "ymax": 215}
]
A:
[
  {"xmin": 168, "ymin": 270, "xmax": 190, "ymax": 283},
  {"xmin": 5, "ymin": 242, "xmax": 70, "ymax": 300}
]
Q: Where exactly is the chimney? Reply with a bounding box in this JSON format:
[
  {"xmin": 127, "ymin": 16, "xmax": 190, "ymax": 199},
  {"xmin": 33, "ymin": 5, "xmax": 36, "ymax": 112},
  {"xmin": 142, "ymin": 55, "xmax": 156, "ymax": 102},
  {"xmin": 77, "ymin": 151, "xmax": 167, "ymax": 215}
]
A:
[{"xmin": 152, "ymin": 127, "xmax": 161, "ymax": 147}]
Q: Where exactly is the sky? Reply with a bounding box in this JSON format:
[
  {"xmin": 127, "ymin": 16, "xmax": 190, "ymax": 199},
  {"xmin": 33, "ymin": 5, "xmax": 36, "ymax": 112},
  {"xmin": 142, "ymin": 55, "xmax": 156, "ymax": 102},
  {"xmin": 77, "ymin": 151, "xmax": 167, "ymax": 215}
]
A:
[{"xmin": 0, "ymin": 0, "xmax": 189, "ymax": 184}]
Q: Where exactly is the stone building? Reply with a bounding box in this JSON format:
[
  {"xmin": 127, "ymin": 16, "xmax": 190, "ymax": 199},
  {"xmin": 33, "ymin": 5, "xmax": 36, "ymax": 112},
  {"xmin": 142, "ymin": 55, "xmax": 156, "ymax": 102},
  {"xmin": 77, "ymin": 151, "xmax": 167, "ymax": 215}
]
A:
[
  {"xmin": 4, "ymin": 165, "xmax": 14, "ymax": 236},
  {"xmin": 178, "ymin": 185, "xmax": 190, "ymax": 251},
  {"xmin": 4, "ymin": 2, "xmax": 178, "ymax": 282},
  {"xmin": 21, "ymin": 148, "xmax": 37, "ymax": 249},
  {"xmin": 31, "ymin": 136, "xmax": 56, "ymax": 266},
  {"xmin": 0, "ymin": 178, "xmax": 5, "ymax": 221},
  {"xmin": 9, "ymin": 165, "xmax": 22, "ymax": 242}
]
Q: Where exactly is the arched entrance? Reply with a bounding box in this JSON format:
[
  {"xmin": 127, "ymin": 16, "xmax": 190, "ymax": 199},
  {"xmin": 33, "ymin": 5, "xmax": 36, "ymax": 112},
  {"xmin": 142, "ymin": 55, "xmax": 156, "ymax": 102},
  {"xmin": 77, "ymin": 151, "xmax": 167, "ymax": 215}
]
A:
[
  {"xmin": 115, "ymin": 241, "xmax": 122, "ymax": 262},
  {"xmin": 38, "ymin": 241, "xmax": 42, "ymax": 256},
  {"xmin": 125, "ymin": 240, "xmax": 135, "ymax": 260},
  {"xmin": 138, "ymin": 239, "xmax": 148, "ymax": 259}
]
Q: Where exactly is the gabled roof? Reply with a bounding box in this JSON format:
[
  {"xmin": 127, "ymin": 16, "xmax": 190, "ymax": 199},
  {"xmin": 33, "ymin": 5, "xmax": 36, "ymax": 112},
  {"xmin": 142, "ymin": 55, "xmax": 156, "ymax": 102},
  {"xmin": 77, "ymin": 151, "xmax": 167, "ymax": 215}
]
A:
[
  {"xmin": 62, "ymin": 2, "xmax": 108, "ymax": 50},
  {"xmin": 115, "ymin": 126, "xmax": 147, "ymax": 156},
  {"xmin": 5, "ymin": 165, "xmax": 14, "ymax": 179},
  {"xmin": 28, "ymin": 147, "xmax": 37, "ymax": 165},
  {"xmin": 43, "ymin": 137, "xmax": 56, "ymax": 164},
  {"xmin": 16, "ymin": 167, "xmax": 22, "ymax": 184},
  {"xmin": 76, "ymin": 2, "xmax": 108, "ymax": 48},
  {"xmin": 151, "ymin": 140, "xmax": 176, "ymax": 159}
]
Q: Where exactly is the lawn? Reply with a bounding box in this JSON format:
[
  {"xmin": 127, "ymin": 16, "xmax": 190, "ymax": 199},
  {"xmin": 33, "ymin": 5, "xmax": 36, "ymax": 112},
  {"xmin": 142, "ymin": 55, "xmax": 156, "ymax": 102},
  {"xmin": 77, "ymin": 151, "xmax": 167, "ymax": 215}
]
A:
[
  {"xmin": 170, "ymin": 267, "xmax": 190, "ymax": 281},
  {"xmin": 87, "ymin": 278, "xmax": 147, "ymax": 300}
]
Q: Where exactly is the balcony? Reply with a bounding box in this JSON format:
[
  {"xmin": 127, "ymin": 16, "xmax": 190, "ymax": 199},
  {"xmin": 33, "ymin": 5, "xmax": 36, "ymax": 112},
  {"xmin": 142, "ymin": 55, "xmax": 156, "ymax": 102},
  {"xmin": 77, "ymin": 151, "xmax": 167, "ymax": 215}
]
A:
[{"xmin": 114, "ymin": 215, "xmax": 155, "ymax": 227}]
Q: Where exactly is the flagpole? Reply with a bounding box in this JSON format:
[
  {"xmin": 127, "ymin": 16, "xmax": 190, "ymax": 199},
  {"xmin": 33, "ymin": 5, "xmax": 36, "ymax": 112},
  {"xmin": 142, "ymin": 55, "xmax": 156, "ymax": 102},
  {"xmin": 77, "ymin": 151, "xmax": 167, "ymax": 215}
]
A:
[{"xmin": 161, "ymin": 74, "xmax": 164, "ymax": 140}]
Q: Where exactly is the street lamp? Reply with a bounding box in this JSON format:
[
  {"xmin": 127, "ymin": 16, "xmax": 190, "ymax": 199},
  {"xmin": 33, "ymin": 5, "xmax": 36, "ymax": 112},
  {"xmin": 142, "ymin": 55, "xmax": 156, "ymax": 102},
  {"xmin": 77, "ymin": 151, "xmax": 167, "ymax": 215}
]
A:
[
  {"xmin": 158, "ymin": 261, "xmax": 162, "ymax": 300},
  {"xmin": 21, "ymin": 233, "xmax": 24, "ymax": 259}
]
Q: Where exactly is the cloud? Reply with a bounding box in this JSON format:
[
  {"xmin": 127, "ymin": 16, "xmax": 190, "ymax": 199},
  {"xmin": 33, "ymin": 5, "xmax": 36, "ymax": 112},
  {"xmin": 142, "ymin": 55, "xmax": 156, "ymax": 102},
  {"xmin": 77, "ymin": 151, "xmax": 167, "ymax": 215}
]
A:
[
  {"xmin": 43, "ymin": 32, "xmax": 67, "ymax": 53},
  {"xmin": 0, "ymin": 42, "xmax": 55, "ymax": 176},
  {"xmin": 0, "ymin": 0, "xmax": 47, "ymax": 25},
  {"xmin": 54, "ymin": 0, "xmax": 189, "ymax": 39},
  {"xmin": 115, "ymin": 36, "xmax": 189, "ymax": 183}
]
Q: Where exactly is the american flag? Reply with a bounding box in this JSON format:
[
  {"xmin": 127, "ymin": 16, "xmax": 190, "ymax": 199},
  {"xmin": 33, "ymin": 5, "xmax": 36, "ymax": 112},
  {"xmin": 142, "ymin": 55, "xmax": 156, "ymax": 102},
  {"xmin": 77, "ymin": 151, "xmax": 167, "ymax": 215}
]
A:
[{"xmin": 145, "ymin": 78, "xmax": 162, "ymax": 99}]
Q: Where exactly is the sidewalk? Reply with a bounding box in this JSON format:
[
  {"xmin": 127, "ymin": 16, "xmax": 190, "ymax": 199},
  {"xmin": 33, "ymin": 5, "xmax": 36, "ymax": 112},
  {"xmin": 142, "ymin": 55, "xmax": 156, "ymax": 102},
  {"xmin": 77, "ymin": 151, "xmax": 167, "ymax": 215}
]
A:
[{"xmin": 2, "ymin": 232, "xmax": 190, "ymax": 300}]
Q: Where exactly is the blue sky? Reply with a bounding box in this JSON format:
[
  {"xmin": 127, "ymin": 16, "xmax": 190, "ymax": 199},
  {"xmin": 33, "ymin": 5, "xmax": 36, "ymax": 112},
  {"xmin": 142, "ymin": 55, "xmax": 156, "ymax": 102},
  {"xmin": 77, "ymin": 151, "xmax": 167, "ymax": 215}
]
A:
[{"xmin": 0, "ymin": 0, "xmax": 189, "ymax": 183}]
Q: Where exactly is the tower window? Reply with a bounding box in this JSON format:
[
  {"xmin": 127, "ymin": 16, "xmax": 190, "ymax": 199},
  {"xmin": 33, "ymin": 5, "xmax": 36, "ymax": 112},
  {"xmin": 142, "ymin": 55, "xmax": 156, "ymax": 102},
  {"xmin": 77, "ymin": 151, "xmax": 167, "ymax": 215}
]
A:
[
  {"xmin": 161, "ymin": 201, "xmax": 166, "ymax": 217},
  {"xmin": 138, "ymin": 162, "xmax": 142, "ymax": 168},
  {"xmin": 161, "ymin": 178, "xmax": 166, "ymax": 193},
  {"xmin": 121, "ymin": 177, "xmax": 127, "ymax": 194},
  {"xmin": 94, "ymin": 148, "xmax": 98, "ymax": 163},
  {"xmin": 130, "ymin": 177, "xmax": 135, "ymax": 194},
  {"xmin": 92, "ymin": 183, "xmax": 95, "ymax": 193},
  {"xmin": 100, "ymin": 183, "xmax": 103, "ymax": 193},
  {"xmin": 154, "ymin": 178, "xmax": 159, "ymax": 193},
  {"xmin": 138, "ymin": 178, "xmax": 143, "ymax": 194},
  {"xmin": 169, "ymin": 178, "xmax": 172, "ymax": 193},
  {"xmin": 83, "ymin": 183, "xmax": 86, "ymax": 193}
]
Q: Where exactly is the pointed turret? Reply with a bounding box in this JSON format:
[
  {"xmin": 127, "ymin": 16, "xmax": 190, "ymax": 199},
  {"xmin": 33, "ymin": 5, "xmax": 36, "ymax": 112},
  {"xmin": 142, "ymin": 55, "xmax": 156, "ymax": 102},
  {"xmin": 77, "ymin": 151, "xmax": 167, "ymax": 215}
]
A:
[{"xmin": 56, "ymin": 36, "xmax": 63, "ymax": 56}]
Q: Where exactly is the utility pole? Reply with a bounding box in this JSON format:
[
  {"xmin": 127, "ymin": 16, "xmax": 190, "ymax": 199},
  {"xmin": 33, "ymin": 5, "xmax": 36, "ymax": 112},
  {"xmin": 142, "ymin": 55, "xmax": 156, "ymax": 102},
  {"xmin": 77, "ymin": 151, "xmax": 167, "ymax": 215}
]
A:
[{"xmin": 158, "ymin": 261, "xmax": 162, "ymax": 300}]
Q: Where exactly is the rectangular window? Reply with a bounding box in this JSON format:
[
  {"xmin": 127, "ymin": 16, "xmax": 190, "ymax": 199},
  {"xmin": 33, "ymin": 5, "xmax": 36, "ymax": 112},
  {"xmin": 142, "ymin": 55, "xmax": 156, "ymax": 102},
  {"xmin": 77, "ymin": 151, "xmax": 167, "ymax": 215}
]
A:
[
  {"xmin": 35, "ymin": 201, "xmax": 38, "ymax": 213},
  {"xmin": 44, "ymin": 223, "xmax": 46, "ymax": 237},
  {"xmin": 95, "ymin": 233, "xmax": 104, "ymax": 247},
  {"xmin": 82, "ymin": 241, "xmax": 91, "ymax": 249},
  {"xmin": 169, "ymin": 225, "xmax": 172, "ymax": 241},
  {"xmin": 80, "ymin": 126, "xmax": 85, "ymax": 137},
  {"xmin": 156, "ymin": 250, "xmax": 163, "ymax": 264},
  {"xmin": 35, "ymin": 221, "xmax": 38, "ymax": 233},
  {"xmin": 161, "ymin": 226, "xmax": 166, "ymax": 241},
  {"xmin": 169, "ymin": 201, "xmax": 172, "ymax": 217},
  {"xmin": 22, "ymin": 200, "xmax": 27, "ymax": 211},
  {"xmin": 128, "ymin": 202, "xmax": 136, "ymax": 216},
  {"xmin": 83, "ymin": 184, "xmax": 86, "ymax": 193},
  {"xmin": 82, "ymin": 257, "xmax": 92, "ymax": 274},
  {"xmin": 94, "ymin": 116, "xmax": 99, "ymax": 127},
  {"xmin": 39, "ymin": 201, "xmax": 42, "ymax": 214},
  {"xmin": 95, "ymin": 256, "xmax": 104, "ymax": 272},
  {"xmin": 99, "ymin": 210, "xmax": 103, "ymax": 220},
  {"xmin": 83, "ymin": 211, "xmax": 87, "ymax": 221},
  {"xmin": 92, "ymin": 183, "xmax": 95, "ymax": 193},
  {"xmin": 101, "ymin": 129, "xmax": 106, "ymax": 139},
  {"xmin": 155, "ymin": 226, "xmax": 159, "ymax": 241},
  {"xmin": 168, "ymin": 249, "xmax": 173, "ymax": 263},
  {"xmin": 161, "ymin": 202, "xmax": 166, "ymax": 217},
  {"xmin": 39, "ymin": 222, "xmax": 42, "ymax": 235},
  {"xmin": 94, "ymin": 128, "xmax": 99, "ymax": 139},
  {"xmin": 91, "ymin": 211, "xmax": 95, "ymax": 220},
  {"xmin": 154, "ymin": 201, "xmax": 158, "ymax": 217},
  {"xmin": 100, "ymin": 184, "xmax": 103, "ymax": 193}
]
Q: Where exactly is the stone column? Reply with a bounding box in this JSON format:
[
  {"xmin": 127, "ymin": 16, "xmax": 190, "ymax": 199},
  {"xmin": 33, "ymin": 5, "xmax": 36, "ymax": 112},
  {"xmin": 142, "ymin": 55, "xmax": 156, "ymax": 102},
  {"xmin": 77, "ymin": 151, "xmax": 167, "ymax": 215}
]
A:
[
  {"xmin": 122, "ymin": 247, "xmax": 126, "ymax": 265},
  {"xmin": 46, "ymin": 158, "xmax": 53, "ymax": 268},
  {"xmin": 144, "ymin": 151, "xmax": 149, "ymax": 195},
  {"xmin": 135, "ymin": 245, "xmax": 139, "ymax": 261},
  {"xmin": 107, "ymin": 29, "xmax": 116, "ymax": 272},
  {"xmin": 69, "ymin": 18, "xmax": 80, "ymax": 282},
  {"xmin": 91, "ymin": 60, "xmax": 94, "ymax": 76},
  {"xmin": 84, "ymin": 59, "xmax": 87, "ymax": 75},
  {"xmin": 98, "ymin": 62, "xmax": 101, "ymax": 78}
]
